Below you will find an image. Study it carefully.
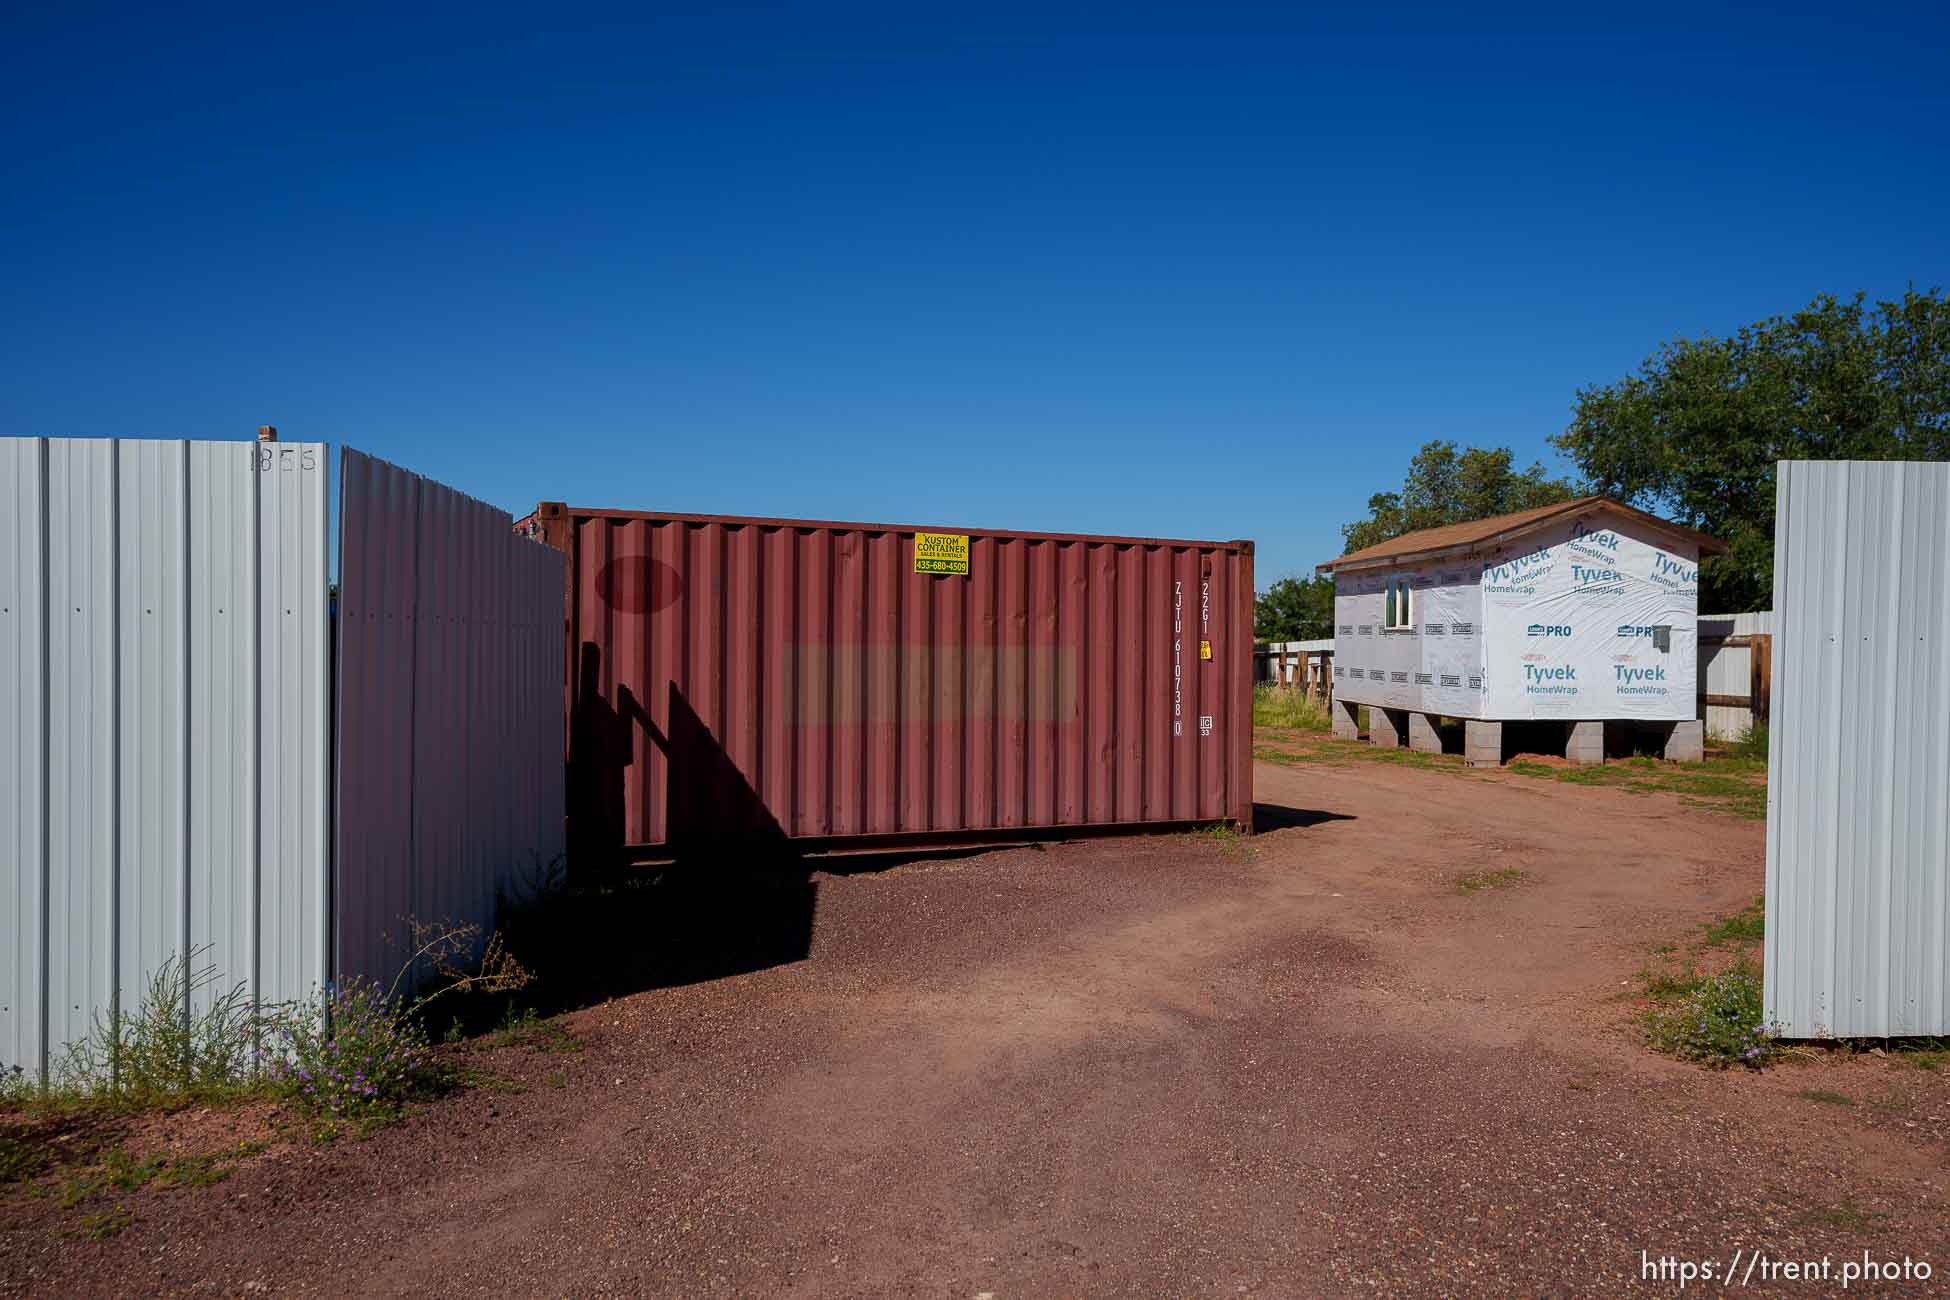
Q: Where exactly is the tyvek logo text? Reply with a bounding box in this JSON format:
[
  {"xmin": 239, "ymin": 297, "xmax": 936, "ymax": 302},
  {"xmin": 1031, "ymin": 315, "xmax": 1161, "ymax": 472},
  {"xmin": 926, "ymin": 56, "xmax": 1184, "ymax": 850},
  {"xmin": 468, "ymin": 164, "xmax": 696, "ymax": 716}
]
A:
[
  {"xmin": 1568, "ymin": 520, "xmax": 1621, "ymax": 561},
  {"xmin": 1523, "ymin": 663, "xmax": 1579, "ymax": 696},
  {"xmin": 1616, "ymin": 664, "xmax": 1670, "ymax": 695},
  {"xmin": 1651, "ymin": 553, "xmax": 1698, "ymax": 589},
  {"xmin": 1484, "ymin": 544, "xmax": 1552, "ymax": 594}
]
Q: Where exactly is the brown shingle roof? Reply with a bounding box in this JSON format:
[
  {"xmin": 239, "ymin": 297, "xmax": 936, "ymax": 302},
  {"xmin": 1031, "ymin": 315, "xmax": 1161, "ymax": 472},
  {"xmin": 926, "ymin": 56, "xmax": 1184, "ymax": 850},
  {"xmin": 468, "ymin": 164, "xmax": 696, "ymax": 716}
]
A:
[{"xmin": 1316, "ymin": 496, "xmax": 1725, "ymax": 572}]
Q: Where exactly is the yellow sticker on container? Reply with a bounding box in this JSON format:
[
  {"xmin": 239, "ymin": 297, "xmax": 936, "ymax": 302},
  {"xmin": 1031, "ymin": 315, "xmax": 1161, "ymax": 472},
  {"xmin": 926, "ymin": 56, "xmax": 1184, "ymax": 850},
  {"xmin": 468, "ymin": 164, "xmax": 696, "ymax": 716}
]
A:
[
  {"xmin": 914, "ymin": 532, "xmax": 970, "ymax": 575},
  {"xmin": 1200, "ymin": 640, "xmax": 1213, "ymax": 660}
]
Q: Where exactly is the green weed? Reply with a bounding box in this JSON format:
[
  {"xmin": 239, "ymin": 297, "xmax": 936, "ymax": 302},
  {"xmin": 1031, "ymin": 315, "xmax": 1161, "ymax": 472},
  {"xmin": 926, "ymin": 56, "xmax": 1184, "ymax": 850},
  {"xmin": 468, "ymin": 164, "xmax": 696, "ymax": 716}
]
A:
[
  {"xmin": 1730, "ymin": 722, "xmax": 1770, "ymax": 761},
  {"xmin": 1798, "ymin": 1197, "xmax": 1886, "ymax": 1231},
  {"xmin": 1703, "ymin": 898, "xmax": 1765, "ymax": 947},
  {"xmin": 54, "ymin": 950, "xmax": 264, "ymax": 1106},
  {"xmin": 1796, "ymin": 1089, "xmax": 1853, "ymax": 1107},
  {"xmin": 1642, "ymin": 958, "xmax": 1780, "ymax": 1068},
  {"xmin": 1503, "ymin": 753, "xmax": 1767, "ymax": 819},
  {"xmin": 76, "ymin": 1205, "xmax": 134, "ymax": 1240},
  {"xmin": 1253, "ymin": 743, "xmax": 1328, "ymax": 766},
  {"xmin": 1190, "ymin": 821, "xmax": 1251, "ymax": 860},
  {"xmin": 1453, "ymin": 868, "xmax": 1526, "ymax": 895},
  {"xmin": 1, "ymin": 1129, "xmax": 46, "ymax": 1184},
  {"xmin": 1253, "ymin": 685, "xmax": 1331, "ymax": 732}
]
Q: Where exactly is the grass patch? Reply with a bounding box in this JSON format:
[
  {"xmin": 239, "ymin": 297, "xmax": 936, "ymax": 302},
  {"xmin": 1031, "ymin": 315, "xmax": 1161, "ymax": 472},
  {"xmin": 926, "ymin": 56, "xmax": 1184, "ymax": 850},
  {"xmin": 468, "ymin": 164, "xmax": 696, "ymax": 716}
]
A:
[
  {"xmin": 48, "ymin": 1138, "xmax": 269, "ymax": 1211},
  {"xmin": 1729, "ymin": 722, "xmax": 1770, "ymax": 761},
  {"xmin": 1, "ymin": 1129, "xmax": 46, "ymax": 1184},
  {"xmin": 1796, "ymin": 1088, "xmax": 1853, "ymax": 1106},
  {"xmin": 1252, "ymin": 722, "xmax": 1766, "ymax": 817},
  {"xmin": 1893, "ymin": 1049, "xmax": 1945, "ymax": 1072},
  {"xmin": 1252, "ymin": 727, "xmax": 1470, "ymax": 773},
  {"xmin": 1191, "ymin": 821, "xmax": 1250, "ymax": 858},
  {"xmin": 1354, "ymin": 745, "xmax": 1464, "ymax": 771},
  {"xmin": 1797, "ymin": 1197, "xmax": 1886, "ymax": 1232},
  {"xmin": 1453, "ymin": 867, "xmax": 1526, "ymax": 895},
  {"xmin": 1253, "ymin": 743, "xmax": 1331, "ymax": 766},
  {"xmin": 486, "ymin": 1007, "xmax": 581, "ymax": 1054},
  {"xmin": 1703, "ymin": 897, "xmax": 1765, "ymax": 947},
  {"xmin": 1253, "ymin": 685, "xmax": 1331, "ymax": 732},
  {"xmin": 1503, "ymin": 753, "xmax": 1767, "ymax": 820},
  {"xmin": 76, "ymin": 1205, "xmax": 135, "ymax": 1240}
]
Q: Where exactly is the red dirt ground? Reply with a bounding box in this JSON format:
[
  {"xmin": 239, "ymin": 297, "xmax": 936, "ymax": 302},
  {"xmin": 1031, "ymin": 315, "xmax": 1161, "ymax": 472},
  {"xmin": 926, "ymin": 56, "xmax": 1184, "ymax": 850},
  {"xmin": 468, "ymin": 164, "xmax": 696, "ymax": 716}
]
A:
[{"xmin": 5, "ymin": 751, "xmax": 1947, "ymax": 1296}]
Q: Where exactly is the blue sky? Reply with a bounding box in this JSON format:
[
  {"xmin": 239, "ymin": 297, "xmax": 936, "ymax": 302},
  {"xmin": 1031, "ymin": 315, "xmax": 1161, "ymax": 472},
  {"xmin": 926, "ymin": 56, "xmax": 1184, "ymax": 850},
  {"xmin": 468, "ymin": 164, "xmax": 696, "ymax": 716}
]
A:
[{"xmin": 3, "ymin": 2, "xmax": 1944, "ymax": 584}]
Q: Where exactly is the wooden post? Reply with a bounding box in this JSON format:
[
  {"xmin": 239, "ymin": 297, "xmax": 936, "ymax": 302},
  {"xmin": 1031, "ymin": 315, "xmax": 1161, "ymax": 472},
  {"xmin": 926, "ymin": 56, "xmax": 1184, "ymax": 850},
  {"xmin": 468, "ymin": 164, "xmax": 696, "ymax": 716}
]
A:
[
  {"xmin": 257, "ymin": 424, "xmax": 278, "ymax": 442},
  {"xmin": 1751, "ymin": 633, "xmax": 1773, "ymax": 725}
]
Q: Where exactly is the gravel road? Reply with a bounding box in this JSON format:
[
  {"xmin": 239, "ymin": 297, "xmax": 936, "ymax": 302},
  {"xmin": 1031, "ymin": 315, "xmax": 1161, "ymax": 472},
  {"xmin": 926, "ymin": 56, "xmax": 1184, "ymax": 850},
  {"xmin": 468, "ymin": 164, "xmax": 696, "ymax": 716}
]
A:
[{"xmin": 5, "ymin": 752, "xmax": 1945, "ymax": 1296}]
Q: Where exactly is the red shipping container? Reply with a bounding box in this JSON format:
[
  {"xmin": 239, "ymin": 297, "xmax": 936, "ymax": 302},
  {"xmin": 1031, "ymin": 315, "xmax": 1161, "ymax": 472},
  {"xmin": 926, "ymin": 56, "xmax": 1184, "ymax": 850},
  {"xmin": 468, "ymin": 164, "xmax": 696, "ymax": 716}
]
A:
[{"xmin": 517, "ymin": 503, "xmax": 1254, "ymax": 857}]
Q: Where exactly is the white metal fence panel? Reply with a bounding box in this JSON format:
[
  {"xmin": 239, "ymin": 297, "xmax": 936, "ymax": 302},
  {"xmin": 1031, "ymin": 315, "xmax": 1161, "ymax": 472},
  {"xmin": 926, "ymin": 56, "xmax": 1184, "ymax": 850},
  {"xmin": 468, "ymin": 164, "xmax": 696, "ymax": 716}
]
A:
[
  {"xmin": 0, "ymin": 438, "xmax": 329, "ymax": 1081},
  {"xmin": 336, "ymin": 449, "xmax": 566, "ymax": 990},
  {"xmin": 1766, "ymin": 460, "xmax": 1950, "ymax": 1038}
]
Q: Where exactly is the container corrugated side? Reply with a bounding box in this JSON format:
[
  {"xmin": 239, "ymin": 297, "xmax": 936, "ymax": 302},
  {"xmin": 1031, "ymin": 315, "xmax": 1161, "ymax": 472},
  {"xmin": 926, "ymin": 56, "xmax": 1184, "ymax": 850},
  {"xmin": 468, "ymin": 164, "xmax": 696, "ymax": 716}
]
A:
[{"xmin": 519, "ymin": 505, "xmax": 1253, "ymax": 855}]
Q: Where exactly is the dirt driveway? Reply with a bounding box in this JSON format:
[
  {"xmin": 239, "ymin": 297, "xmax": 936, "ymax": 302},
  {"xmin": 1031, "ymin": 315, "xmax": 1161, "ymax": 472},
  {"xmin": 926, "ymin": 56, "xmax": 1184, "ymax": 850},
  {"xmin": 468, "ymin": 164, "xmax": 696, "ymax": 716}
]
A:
[{"xmin": 7, "ymin": 746, "xmax": 1948, "ymax": 1296}]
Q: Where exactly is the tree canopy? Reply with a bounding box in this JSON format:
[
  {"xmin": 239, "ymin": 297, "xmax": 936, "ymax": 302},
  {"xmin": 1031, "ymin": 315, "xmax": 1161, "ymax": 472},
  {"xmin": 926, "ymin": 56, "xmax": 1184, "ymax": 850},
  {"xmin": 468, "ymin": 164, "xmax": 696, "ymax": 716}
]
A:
[
  {"xmin": 1253, "ymin": 574, "xmax": 1333, "ymax": 642},
  {"xmin": 1256, "ymin": 441, "xmax": 1569, "ymax": 643},
  {"xmin": 1554, "ymin": 288, "xmax": 1950, "ymax": 611},
  {"xmin": 1338, "ymin": 441, "xmax": 1577, "ymax": 555}
]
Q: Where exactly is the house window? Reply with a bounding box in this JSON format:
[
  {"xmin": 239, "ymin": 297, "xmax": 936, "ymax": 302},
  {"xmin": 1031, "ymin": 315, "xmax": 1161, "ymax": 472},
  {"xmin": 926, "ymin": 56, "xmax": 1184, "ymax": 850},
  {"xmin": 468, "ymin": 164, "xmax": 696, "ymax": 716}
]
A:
[{"xmin": 1384, "ymin": 577, "xmax": 1413, "ymax": 630}]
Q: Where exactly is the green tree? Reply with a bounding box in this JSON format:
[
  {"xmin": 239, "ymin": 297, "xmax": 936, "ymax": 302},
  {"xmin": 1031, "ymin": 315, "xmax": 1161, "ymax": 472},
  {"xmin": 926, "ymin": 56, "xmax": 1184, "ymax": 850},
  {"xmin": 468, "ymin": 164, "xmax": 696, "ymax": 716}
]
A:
[
  {"xmin": 1554, "ymin": 288, "xmax": 1950, "ymax": 610},
  {"xmin": 1340, "ymin": 441, "xmax": 1578, "ymax": 554},
  {"xmin": 1254, "ymin": 574, "xmax": 1334, "ymax": 641}
]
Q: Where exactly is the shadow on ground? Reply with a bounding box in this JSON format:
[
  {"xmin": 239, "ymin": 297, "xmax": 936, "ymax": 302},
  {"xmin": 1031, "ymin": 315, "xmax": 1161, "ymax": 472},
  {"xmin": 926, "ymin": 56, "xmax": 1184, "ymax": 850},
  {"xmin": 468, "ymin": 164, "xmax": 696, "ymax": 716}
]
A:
[{"xmin": 1253, "ymin": 802, "xmax": 1355, "ymax": 832}]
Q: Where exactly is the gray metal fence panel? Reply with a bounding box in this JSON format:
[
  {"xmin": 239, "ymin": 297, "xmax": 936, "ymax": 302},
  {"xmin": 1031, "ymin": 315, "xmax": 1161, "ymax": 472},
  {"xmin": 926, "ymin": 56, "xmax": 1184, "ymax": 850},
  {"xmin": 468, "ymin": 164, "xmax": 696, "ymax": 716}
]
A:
[
  {"xmin": 1, "ymin": 437, "xmax": 50, "ymax": 1080},
  {"xmin": 1765, "ymin": 460, "xmax": 1950, "ymax": 1037},
  {"xmin": 0, "ymin": 438, "xmax": 329, "ymax": 1081},
  {"xmin": 335, "ymin": 449, "xmax": 566, "ymax": 990}
]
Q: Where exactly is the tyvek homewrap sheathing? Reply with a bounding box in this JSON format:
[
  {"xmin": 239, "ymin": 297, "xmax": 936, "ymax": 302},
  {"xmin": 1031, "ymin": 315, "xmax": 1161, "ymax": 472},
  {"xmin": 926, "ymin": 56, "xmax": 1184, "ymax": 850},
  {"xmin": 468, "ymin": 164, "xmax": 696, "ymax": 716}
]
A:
[
  {"xmin": 1333, "ymin": 561, "xmax": 1484, "ymax": 714},
  {"xmin": 1333, "ymin": 514, "xmax": 1699, "ymax": 721}
]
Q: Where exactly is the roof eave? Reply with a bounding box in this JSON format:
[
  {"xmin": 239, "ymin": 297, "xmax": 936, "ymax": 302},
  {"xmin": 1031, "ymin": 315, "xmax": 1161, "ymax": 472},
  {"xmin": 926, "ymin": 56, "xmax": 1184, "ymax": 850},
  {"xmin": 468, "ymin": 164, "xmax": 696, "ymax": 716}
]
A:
[{"xmin": 1316, "ymin": 499, "xmax": 1726, "ymax": 574}]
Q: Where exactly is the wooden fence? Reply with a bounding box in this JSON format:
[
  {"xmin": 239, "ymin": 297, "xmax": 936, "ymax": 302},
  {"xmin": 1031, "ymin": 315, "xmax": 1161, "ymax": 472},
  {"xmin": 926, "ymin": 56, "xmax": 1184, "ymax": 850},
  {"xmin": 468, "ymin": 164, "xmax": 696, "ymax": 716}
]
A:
[
  {"xmin": 1698, "ymin": 612, "xmax": 1774, "ymax": 737},
  {"xmin": 1254, "ymin": 639, "xmax": 1334, "ymax": 706}
]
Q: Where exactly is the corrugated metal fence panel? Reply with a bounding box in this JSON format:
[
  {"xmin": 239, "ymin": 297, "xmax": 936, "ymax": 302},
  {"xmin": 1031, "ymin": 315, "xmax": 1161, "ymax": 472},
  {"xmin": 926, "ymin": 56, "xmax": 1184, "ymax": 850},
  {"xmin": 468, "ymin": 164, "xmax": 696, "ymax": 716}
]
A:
[
  {"xmin": 1, "ymin": 438, "xmax": 50, "ymax": 1079},
  {"xmin": 0, "ymin": 438, "xmax": 329, "ymax": 1081},
  {"xmin": 255, "ymin": 443, "xmax": 333, "ymax": 1013},
  {"xmin": 1766, "ymin": 460, "xmax": 1950, "ymax": 1037},
  {"xmin": 561, "ymin": 511, "xmax": 1253, "ymax": 853},
  {"xmin": 336, "ymin": 449, "xmax": 566, "ymax": 989}
]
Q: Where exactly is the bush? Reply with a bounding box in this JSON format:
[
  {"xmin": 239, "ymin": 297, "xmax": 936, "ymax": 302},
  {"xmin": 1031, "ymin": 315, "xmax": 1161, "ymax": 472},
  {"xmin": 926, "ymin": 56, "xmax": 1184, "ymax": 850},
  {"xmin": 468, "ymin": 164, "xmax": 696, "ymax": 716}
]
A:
[
  {"xmin": 265, "ymin": 979, "xmax": 437, "ymax": 1128},
  {"xmin": 55, "ymin": 950, "xmax": 262, "ymax": 1103},
  {"xmin": 1254, "ymin": 685, "xmax": 1331, "ymax": 732},
  {"xmin": 1644, "ymin": 959, "xmax": 1780, "ymax": 1068}
]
